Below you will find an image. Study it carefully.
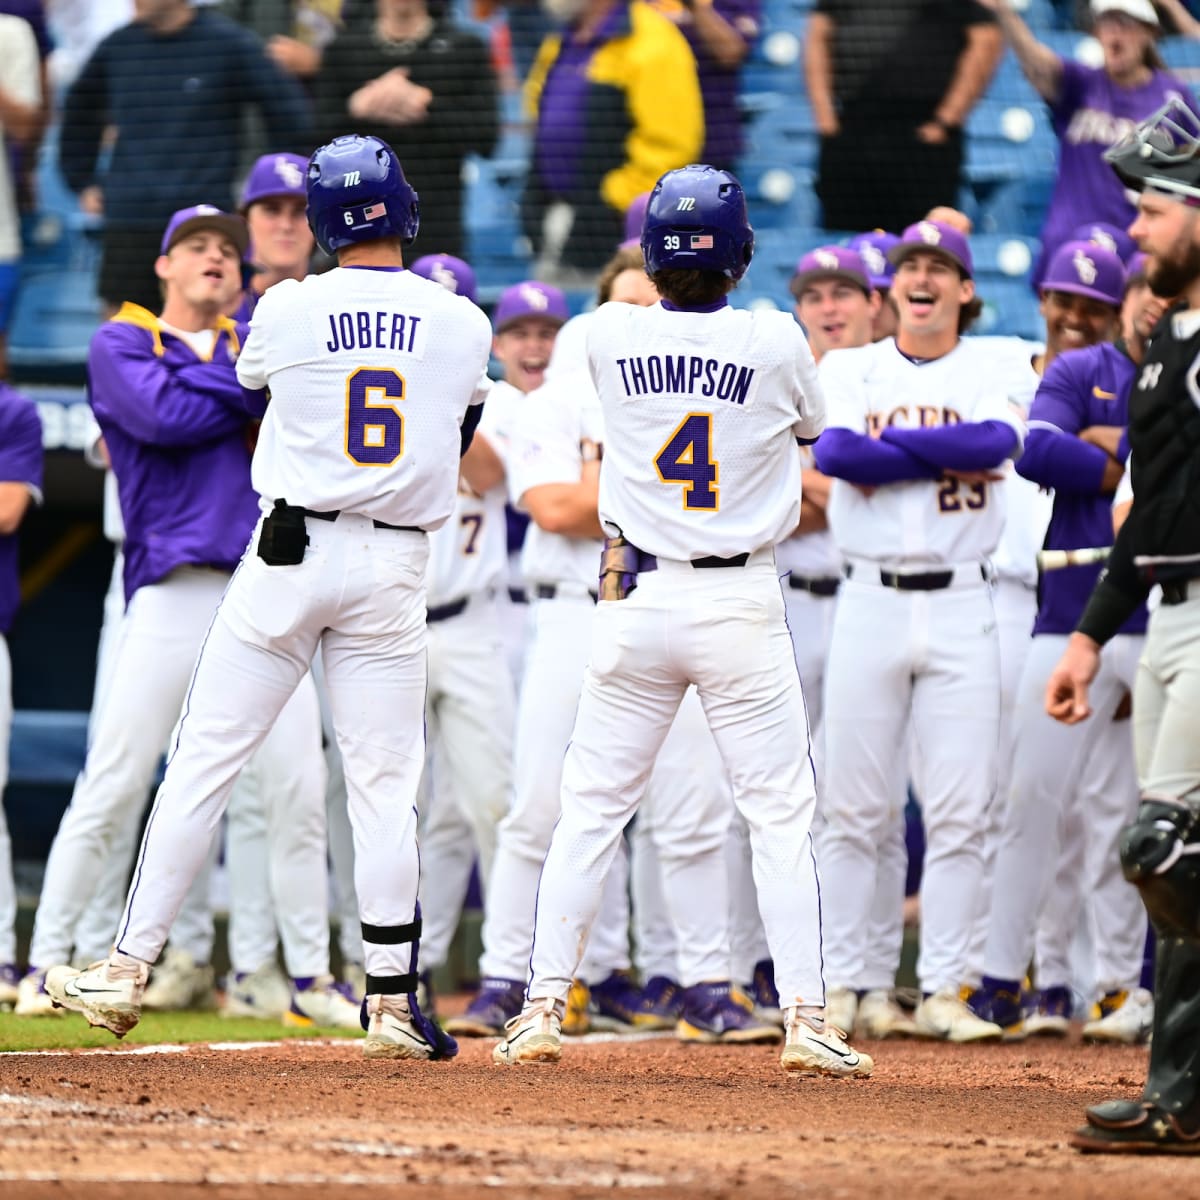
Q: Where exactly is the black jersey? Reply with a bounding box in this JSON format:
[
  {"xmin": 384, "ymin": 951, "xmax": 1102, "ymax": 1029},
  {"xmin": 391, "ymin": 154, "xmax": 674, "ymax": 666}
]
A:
[{"xmin": 1078, "ymin": 308, "xmax": 1200, "ymax": 645}]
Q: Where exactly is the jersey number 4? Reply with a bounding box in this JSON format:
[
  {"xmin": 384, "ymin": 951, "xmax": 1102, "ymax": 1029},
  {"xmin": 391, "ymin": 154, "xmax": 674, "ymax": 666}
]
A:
[
  {"xmin": 655, "ymin": 413, "xmax": 718, "ymax": 511},
  {"xmin": 345, "ymin": 367, "xmax": 405, "ymax": 466}
]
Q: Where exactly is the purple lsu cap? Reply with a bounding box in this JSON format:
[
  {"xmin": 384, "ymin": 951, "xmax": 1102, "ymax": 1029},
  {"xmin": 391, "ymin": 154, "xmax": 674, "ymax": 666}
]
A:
[
  {"xmin": 493, "ymin": 280, "xmax": 569, "ymax": 332},
  {"xmin": 160, "ymin": 204, "xmax": 249, "ymax": 257},
  {"xmin": 410, "ymin": 253, "xmax": 478, "ymax": 304},
  {"xmin": 240, "ymin": 153, "xmax": 308, "ymax": 209},
  {"xmin": 624, "ymin": 193, "xmax": 651, "ymax": 245},
  {"xmin": 888, "ymin": 219, "xmax": 973, "ymax": 278},
  {"xmin": 847, "ymin": 230, "xmax": 900, "ymax": 289},
  {"xmin": 1071, "ymin": 221, "xmax": 1137, "ymax": 265},
  {"xmin": 1041, "ymin": 239, "xmax": 1125, "ymax": 306},
  {"xmin": 789, "ymin": 245, "xmax": 871, "ymax": 298}
]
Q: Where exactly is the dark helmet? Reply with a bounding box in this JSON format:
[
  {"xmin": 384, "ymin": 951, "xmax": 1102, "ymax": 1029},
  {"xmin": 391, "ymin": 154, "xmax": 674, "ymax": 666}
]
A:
[
  {"xmin": 641, "ymin": 164, "xmax": 754, "ymax": 280},
  {"xmin": 1104, "ymin": 97, "xmax": 1200, "ymax": 203},
  {"xmin": 306, "ymin": 134, "xmax": 420, "ymax": 255}
]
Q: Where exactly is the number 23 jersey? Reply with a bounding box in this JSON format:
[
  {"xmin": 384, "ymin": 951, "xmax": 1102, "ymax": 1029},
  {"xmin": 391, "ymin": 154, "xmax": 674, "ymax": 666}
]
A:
[
  {"xmin": 237, "ymin": 266, "xmax": 492, "ymax": 531},
  {"xmin": 586, "ymin": 301, "xmax": 825, "ymax": 560}
]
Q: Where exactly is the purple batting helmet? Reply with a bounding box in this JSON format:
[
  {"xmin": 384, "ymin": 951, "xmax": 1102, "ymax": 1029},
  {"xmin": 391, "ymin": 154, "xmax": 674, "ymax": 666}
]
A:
[{"xmin": 642, "ymin": 164, "xmax": 754, "ymax": 280}]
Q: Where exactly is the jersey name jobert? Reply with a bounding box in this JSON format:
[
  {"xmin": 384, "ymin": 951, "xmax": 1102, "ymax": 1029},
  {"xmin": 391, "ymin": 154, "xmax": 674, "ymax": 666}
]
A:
[
  {"xmin": 615, "ymin": 354, "xmax": 755, "ymax": 405},
  {"xmin": 323, "ymin": 309, "xmax": 423, "ymax": 354},
  {"xmin": 865, "ymin": 405, "xmax": 963, "ymax": 437}
]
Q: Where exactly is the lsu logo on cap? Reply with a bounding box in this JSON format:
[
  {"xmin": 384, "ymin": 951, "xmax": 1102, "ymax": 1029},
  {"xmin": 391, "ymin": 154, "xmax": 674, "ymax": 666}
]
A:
[
  {"xmin": 274, "ymin": 156, "xmax": 304, "ymax": 190},
  {"xmin": 519, "ymin": 283, "xmax": 549, "ymax": 310},
  {"xmin": 860, "ymin": 245, "xmax": 885, "ymax": 275},
  {"xmin": 815, "ymin": 250, "xmax": 840, "ymax": 270},
  {"xmin": 917, "ymin": 221, "xmax": 942, "ymax": 246},
  {"xmin": 430, "ymin": 261, "xmax": 461, "ymax": 293},
  {"xmin": 1072, "ymin": 248, "xmax": 1098, "ymax": 285}
]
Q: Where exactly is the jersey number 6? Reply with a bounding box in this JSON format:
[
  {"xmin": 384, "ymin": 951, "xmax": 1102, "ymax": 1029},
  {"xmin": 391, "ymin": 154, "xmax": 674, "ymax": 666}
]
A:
[
  {"xmin": 655, "ymin": 413, "xmax": 719, "ymax": 511},
  {"xmin": 345, "ymin": 367, "xmax": 405, "ymax": 467}
]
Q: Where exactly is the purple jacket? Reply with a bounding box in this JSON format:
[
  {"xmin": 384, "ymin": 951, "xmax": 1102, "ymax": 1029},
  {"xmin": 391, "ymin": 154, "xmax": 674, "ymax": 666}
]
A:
[
  {"xmin": 1018, "ymin": 342, "xmax": 1145, "ymax": 636},
  {"xmin": 0, "ymin": 382, "xmax": 42, "ymax": 633},
  {"xmin": 87, "ymin": 303, "xmax": 266, "ymax": 603}
]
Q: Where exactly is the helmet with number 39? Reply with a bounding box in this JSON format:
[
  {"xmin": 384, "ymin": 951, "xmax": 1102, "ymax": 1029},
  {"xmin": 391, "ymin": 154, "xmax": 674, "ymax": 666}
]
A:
[
  {"xmin": 306, "ymin": 134, "xmax": 420, "ymax": 255},
  {"xmin": 641, "ymin": 164, "xmax": 754, "ymax": 281}
]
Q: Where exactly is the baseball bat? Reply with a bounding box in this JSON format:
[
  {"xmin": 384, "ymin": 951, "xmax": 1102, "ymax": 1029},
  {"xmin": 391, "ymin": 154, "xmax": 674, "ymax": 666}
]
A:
[{"xmin": 1037, "ymin": 546, "xmax": 1111, "ymax": 571}]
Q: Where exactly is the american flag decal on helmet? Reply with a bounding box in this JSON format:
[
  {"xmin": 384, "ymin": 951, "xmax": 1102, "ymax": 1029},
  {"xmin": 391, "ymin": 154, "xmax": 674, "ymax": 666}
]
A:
[
  {"xmin": 364, "ymin": 202, "xmax": 386, "ymax": 220},
  {"xmin": 690, "ymin": 234, "xmax": 714, "ymax": 249}
]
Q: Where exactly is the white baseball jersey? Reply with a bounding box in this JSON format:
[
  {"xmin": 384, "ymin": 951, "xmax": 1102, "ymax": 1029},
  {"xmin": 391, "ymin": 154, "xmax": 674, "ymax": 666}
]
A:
[
  {"xmin": 237, "ymin": 267, "xmax": 491, "ymax": 530},
  {"xmin": 426, "ymin": 381, "xmax": 522, "ymax": 607},
  {"xmin": 546, "ymin": 312, "xmax": 592, "ymax": 379},
  {"xmin": 980, "ymin": 338, "xmax": 1053, "ymax": 587},
  {"xmin": 586, "ymin": 302, "xmax": 824, "ymax": 560},
  {"xmin": 821, "ymin": 338, "xmax": 1026, "ymax": 565},
  {"xmin": 508, "ymin": 369, "xmax": 603, "ymax": 590}
]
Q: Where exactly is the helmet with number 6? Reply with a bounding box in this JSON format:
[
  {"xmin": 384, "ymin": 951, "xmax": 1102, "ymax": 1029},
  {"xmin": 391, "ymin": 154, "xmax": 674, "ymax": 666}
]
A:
[
  {"xmin": 641, "ymin": 164, "xmax": 754, "ymax": 280},
  {"xmin": 306, "ymin": 134, "xmax": 420, "ymax": 255}
]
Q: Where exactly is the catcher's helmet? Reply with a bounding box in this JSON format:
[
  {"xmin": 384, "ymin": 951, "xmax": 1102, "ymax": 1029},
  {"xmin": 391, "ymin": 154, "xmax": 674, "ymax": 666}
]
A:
[
  {"xmin": 641, "ymin": 164, "xmax": 754, "ymax": 280},
  {"xmin": 306, "ymin": 135, "xmax": 420, "ymax": 255},
  {"xmin": 1105, "ymin": 97, "xmax": 1200, "ymax": 202}
]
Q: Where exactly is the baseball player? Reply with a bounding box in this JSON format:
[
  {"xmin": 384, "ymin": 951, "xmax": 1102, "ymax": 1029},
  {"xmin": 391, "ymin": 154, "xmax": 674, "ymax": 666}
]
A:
[
  {"xmin": 973, "ymin": 239, "xmax": 1151, "ymax": 1041},
  {"xmin": 45, "ymin": 135, "xmax": 491, "ymax": 1060},
  {"xmin": 415, "ymin": 275, "xmax": 566, "ymax": 1003},
  {"xmin": 493, "ymin": 164, "xmax": 870, "ymax": 1075},
  {"xmin": 0, "ymin": 382, "xmax": 42, "ymax": 1008},
  {"xmin": 17, "ymin": 203, "xmax": 353, "ymax": 1025},
  {"xmin": 846, "ymin": 230, "xmax": 899, "ymax": 342},
  {"xmin": 1044, "ymin": 99, "xmax": 1200, "ymax": 1154},
  {"xmin": 813, "ymin": 218, "xmax": 1025, "ymax": 1043}
]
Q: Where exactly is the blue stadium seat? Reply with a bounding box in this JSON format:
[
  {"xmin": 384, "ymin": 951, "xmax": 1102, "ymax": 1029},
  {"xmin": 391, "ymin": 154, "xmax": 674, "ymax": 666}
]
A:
[
  {"xmin": 971, "ymin": 232, "xmax": 1041, "ymax": 282},
  {"xmin": 975, "ymin": 277, "xmax": 1044, "ymax": 339},
  {"xmin": 1041, "ymin": 30, "xmax": 1104, "ymax": 68},
  {"xmin": 7, "ymin": 269, "xmax": 103, "ymax": 378},
  {"xmin": 1008, "ymin": 0, "xmax": 1063, "ymax": 33},
  {"xmin": 984, "ymin": 49, "xmax": 1044, "ymax": 107},
  {"xmin": 9, "ymin": 710, "xmax": 89, "ymax": 786},
  {"xmin": 1161, "ymin": 35, "xmax": 1200, "ymax": 89},
  {"xmin": 741, "ymin": 163, "xmax": 819, "ymax": 231}
]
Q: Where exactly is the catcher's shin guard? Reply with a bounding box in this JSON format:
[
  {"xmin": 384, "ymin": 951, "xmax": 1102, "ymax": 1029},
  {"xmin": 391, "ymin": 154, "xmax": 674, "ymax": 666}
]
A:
[
  {"xmin": 1120, "ymin": 797, "xmax": 1200, "ymax": 940},
  {"xmin": 361, "ymin": 904, "xmax": 458, "ymax": 1059}
]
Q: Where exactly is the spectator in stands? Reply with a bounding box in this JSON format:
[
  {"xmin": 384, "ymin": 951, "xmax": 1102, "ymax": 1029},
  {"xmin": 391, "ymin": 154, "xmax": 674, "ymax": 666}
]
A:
[
  {"xmin": 46, "ymin": 2, "xmax": 132, "ymax": 91},
  {"xmin": 1148, "ymin": 0, "xmax": 1199, "ymax": 34},
  {"xmin": 0, "ymin": 13, "xmax": 42, "ymax": 377},
  {"xmin": 523, "ymin": 0, "xmax": 703, "ymax": 278},
  {"xmin": 0, "ymin": 376, "xmax": 43, "ymax": 1009},
  {"xmin": 651, "ymin": 0, "xmax": 760, "ymax": 171},
  {"xmin": 805, "ymin": 1, "xmax": 1002, "ymax": 234},
  {"xmin": 220, "ymin": 1, "xmax": 347, "ymax": 80},
  {"xmin": 984, "ymin": 0, "xmax": 1200, "ymax": 286},
  {"xmin": 59, "ymin": 0, "xmax": 312, "ymax": 314},
  {"xmin": 314, "ymin": 0, "xmax": 499, "ymax": 262}
]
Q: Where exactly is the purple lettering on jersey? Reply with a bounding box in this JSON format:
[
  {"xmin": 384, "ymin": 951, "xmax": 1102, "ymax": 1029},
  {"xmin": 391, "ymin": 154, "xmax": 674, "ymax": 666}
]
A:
[
  {"xmin": 614, "ymin": 353, "xmax": 756, "ymax": 403},
  {"xmin": 324, "ymin": 311, "xmax": 423, "ymax": 354}
]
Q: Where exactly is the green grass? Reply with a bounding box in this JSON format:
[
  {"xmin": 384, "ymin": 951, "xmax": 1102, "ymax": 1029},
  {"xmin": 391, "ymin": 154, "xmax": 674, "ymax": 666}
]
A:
[{"xmin": 0, "ymin": 1010, "xmax": 360, "ymax": 1052}]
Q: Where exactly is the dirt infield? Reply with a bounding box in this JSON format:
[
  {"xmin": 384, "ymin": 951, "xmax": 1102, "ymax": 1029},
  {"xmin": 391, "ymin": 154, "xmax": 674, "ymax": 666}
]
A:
[{"xmin": 0, "ymin": 1031, "xmax": 1194, "ymax": 1197}]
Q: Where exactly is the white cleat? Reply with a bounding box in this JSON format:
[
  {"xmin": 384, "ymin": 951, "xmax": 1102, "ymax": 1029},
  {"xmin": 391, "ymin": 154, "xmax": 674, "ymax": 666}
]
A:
[
  {"xmin": 362, "ymin": 993, "xmax": 438, "ymax": 1060},
  {"xmin": 222, "ymin": 962, "xmax": 292, "ymax": 1020},
  {"xmin": 856, "ymin": 989, "xmax": 918, "ymax": 1039},
  {"xmin": 914, "ymin": 987, "xmax": 1003, "ymax": 1043},
  {"xmin": 141, "ymin": 949, "xmax": 217, "ymax": 1012},
  {"xmin": 824, "ymin": 986, "xmax": 859, "ymax": 1037},
  {"xmin": 44, "ymin": 956, "xmax": 149, "ymax": 1038},
  {"xmin": 781, "ymin": 1009, "xmax": 873, "ymax": 1077},
  {"xmin": 1082, "ymin": 987, "xmax": 1154, "ymax": 1045},
  {"xmin": 492, "ymin": 998, "xmax": 563, "ymax": 1065},
  {"xmin": 14, "ymin": 969, "xmax": 63, "ymax": 1017},
  {"xmin": 283, "ymin": 975, "xmax": 364, "ymax": 1030}
]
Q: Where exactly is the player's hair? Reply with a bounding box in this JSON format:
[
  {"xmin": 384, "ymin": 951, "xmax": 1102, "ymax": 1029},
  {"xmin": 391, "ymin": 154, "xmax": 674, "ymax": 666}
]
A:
[
  {"xmin": 597, "ymin": 245, "xmax": 647, "ymax": 304},
  {"xmin": 647, "ymin": 268, "xmax": 735, "ymax": 307},
  {"xmin": 958, "ymin": 295, "xmax": 984, "ymax": 334}
]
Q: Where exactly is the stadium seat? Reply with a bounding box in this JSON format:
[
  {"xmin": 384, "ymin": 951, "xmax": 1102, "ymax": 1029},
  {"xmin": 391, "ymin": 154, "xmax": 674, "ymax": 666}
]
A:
[
  {"xmin": 971, "ymin": 232, "xmax": 1041, "ymax": 282},
  {"xmin": 975, "ymin": 277, "xmax": 1044, "ymax": 340},
  {"xmin": 7, "ymin": 269, "xmax": 104, "ymax": 380},
  {"xmin": 1161, "ymin": 35, "xmax": 1200, "ymax": 89},
  {"xmin": 1041, "ymin": 30, "xmax": 1104, "ymax": 68}
]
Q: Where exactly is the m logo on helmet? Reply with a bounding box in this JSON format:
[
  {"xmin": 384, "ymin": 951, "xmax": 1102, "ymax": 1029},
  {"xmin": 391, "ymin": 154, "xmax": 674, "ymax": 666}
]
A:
[
  {"xmin": 343, "ymin": 171, "xmax": 361, "ymax": 187},
  {"xmin": 676, "ymin": 197, "xmax": 696, "ymax": 211},
  {"xmin": 1073, "ymin": 249, "xmax": 1098, "ymax": 285}
]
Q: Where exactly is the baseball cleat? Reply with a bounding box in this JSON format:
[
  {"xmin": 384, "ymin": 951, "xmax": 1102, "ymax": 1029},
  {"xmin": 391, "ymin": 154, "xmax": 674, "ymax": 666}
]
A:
[
  {"xmin": 676, "ymin": 981, "xmax": 783, "ymax": 1044},
  {"xmin": 965, "ymin": 977, "xmax": 1026, "ymax": 1041},
  {"xmin": 855, "ymin": 989, "xmax": 918, "ymax": 1039},
  {"xmin": 1070, "ymin": 1099, "xmax": 1200, "ymax": 1154},
  {"xmin": 781, "ymin": 1009, "xmax": 873, "ymax": 1077},
  {"xmin": 1023, "ymin": 985, "xmax": 1073, "ymax": 1038},
  {"xmin": 561, "ymin": 978, "xmax": 591, "ymax": 1036},
  {"xmin": 824, "ymin": 986, "xmax": 859, "ymax": 1037},
  {"xmin": 915, "ymin": 987, "xmax": 1004, "ymax": 1043},
  {"xmin": 444, "ymin": 976, "xmax": 525, "ymax": 1037},
  {"xmin": 1082, "ymin": 987, "xmax": 1154, "ymax": 1044},
  {"xmin": 0, "ymin": 963, "xmax": 18, "ymax": 1009},
  {"xmin": 635, "ymin": 975, "xmax": 684, "ymax": 1030},
  {"xmin": 492, "ymin": 997, "xmax": 563, "ymax": 1065},
  {"xmin": 14, "ymin": 968, "xmax": 63, "ymax": 1017},
  {"xmin": 362, "ymin": 992, "xmax": 458, "ymax": 1061},
  {"xmin": 222, "ymin": 961, "xmax": 292, "ymax": 1019},
  {"xmin": 283, "ymin": 975, "xmax": 364, "ymax": 1030},
  {"xmin": 747, "ymin": 959, "xmax": 784, "ymax": 1027},
  {"xmin": 588, "ymin": 970, "xmax": 652, "ymax": 1030},
  {"xmin": 44, "ymin": 955, "xmax": 149, "ymax": 1038},
  {"xmin": 141, "ymin": 949, "xmax": 217, "ymax": 1012}
]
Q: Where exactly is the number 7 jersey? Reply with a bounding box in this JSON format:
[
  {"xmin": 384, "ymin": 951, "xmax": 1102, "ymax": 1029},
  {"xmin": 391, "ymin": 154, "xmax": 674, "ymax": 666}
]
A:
[
  {"xmin": 237, "ymin": 266, "xmax": 492, "ymax": 530},
  {"xmin": 586, "ymin": 301, "xmax": 825, "ymax": 559}
]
